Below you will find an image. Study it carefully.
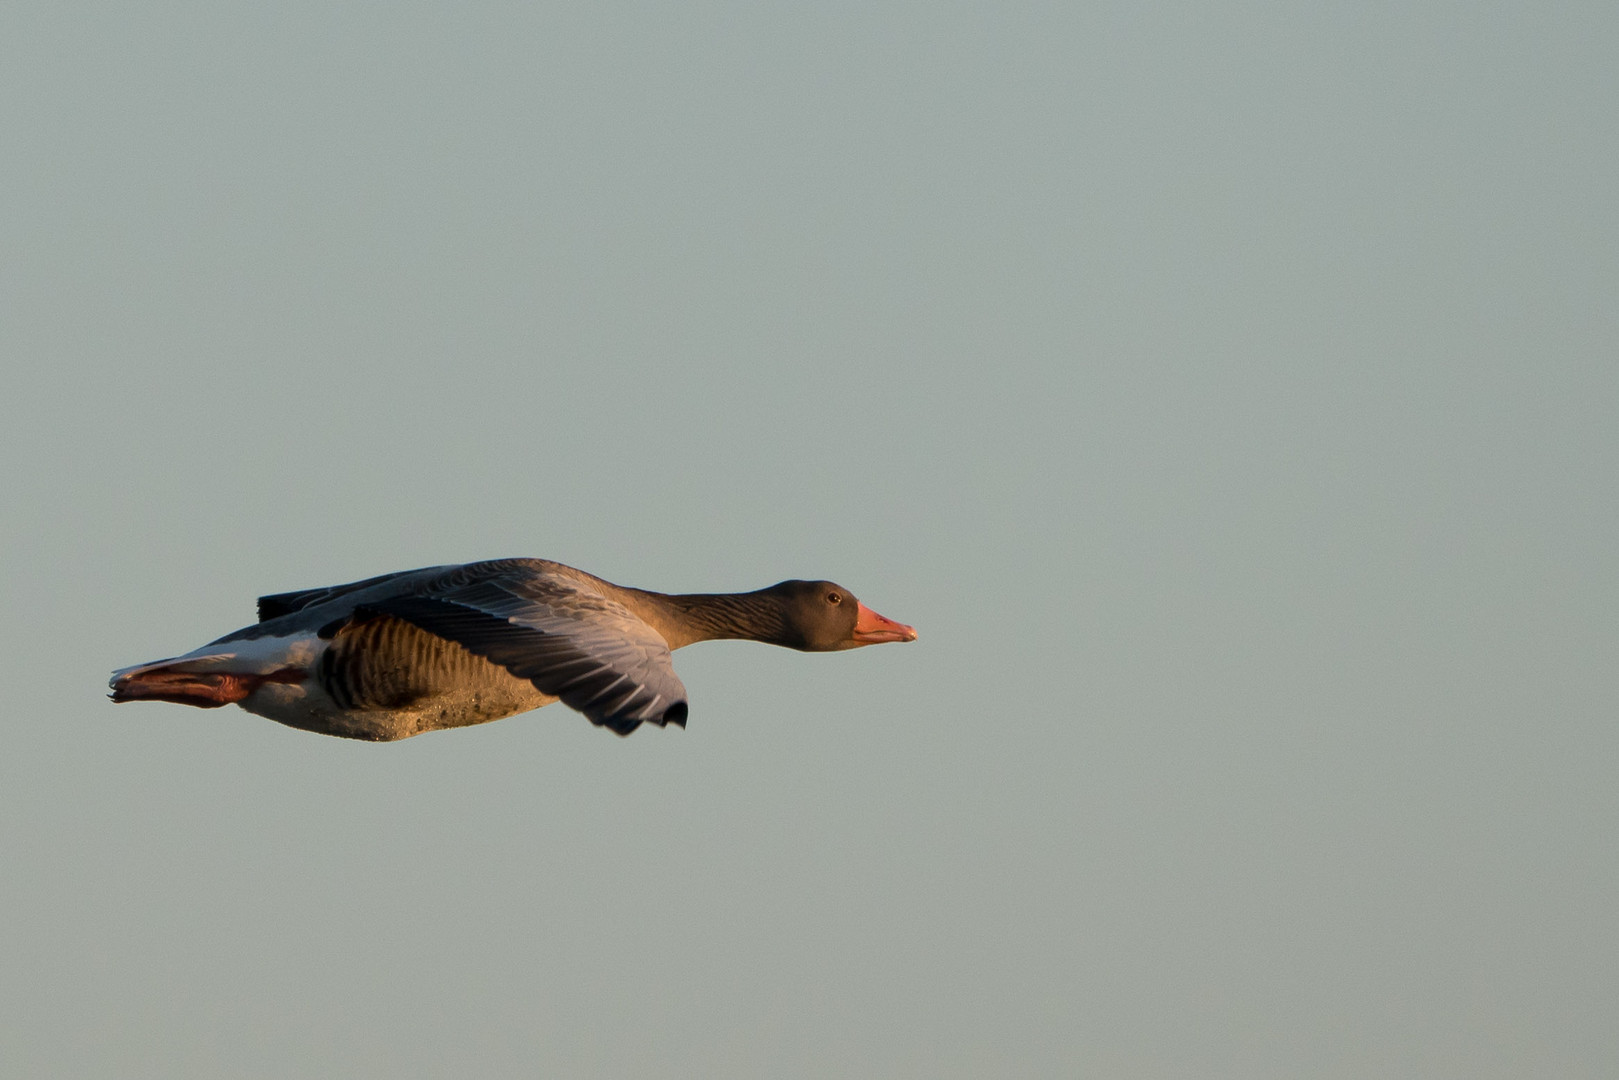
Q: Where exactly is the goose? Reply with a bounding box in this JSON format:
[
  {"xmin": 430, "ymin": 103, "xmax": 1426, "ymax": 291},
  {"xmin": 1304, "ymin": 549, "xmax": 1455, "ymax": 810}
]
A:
[{"xmin": 109, "ymin": 558, "xmax": 916, "ymax": 741}]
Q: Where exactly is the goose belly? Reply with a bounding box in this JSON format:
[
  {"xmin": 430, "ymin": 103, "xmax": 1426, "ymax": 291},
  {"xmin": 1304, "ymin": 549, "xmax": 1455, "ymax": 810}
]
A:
[{"xmin": 241, "ymin": 618, "xmax": 557, "ymax": 741}]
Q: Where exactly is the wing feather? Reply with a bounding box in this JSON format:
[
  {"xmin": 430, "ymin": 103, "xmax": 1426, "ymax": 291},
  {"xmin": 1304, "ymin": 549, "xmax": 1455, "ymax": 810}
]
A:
[
  {"xmin": 256, "ymin": 568, "xmax": 434, "ymax": 622},
  {"xmin": 361, "ymin": 578, "xmax": 688, "ymax": 735}
]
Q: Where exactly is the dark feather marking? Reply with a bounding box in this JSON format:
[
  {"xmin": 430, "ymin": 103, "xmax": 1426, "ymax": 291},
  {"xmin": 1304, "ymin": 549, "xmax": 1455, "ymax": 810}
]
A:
[{"xmin": 256, "ymin": 570, "xmax": 418, "ymax": 622}]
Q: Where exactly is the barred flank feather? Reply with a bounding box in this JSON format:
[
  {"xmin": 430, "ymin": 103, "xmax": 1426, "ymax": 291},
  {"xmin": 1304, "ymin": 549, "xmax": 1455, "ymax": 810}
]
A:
[{"xmin": 317, "ymin": 615, "xmax": 511, "ymax": 711}]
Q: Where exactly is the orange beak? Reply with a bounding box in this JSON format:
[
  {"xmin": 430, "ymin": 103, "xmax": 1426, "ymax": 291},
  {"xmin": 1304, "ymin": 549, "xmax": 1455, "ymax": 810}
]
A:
[{"xmin": 851, "ymin": 602, "xmax": 917, "ymax": 645}]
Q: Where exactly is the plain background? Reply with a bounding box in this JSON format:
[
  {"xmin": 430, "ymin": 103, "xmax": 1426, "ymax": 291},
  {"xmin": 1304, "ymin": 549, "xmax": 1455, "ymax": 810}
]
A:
[{"xmin": 3, "ymin": 2, "xmax": 1615, "ymax": 1077}]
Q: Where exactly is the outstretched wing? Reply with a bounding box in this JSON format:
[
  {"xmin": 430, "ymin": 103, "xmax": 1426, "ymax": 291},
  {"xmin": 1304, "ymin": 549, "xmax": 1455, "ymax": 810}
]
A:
[{"xmin": 358, "ymin": 571, "xmax": 688, "ymax": 735}]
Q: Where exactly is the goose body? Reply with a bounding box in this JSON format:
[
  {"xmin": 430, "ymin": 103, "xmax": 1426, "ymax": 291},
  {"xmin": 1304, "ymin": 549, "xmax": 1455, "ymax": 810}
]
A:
[{"xmin": 110, "ymin": 559, "xmax": 916, "ymax": 740}]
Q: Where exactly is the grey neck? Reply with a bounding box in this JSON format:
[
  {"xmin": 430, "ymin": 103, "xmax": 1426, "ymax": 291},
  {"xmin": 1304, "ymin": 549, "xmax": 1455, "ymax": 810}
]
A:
[{"xmin": 618, "ymin": 588, "xmax": 794, "ymax": 651}]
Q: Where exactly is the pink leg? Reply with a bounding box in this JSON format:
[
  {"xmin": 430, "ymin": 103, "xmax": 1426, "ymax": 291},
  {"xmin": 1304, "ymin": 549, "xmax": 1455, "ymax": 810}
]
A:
[{"xmin": 111, "ymin": 667, "xmax": 305, "ymax": 708}]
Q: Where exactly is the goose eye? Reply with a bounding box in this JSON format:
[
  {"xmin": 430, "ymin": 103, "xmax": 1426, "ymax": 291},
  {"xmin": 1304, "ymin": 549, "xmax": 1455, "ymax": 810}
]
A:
[{"xmin": 827, "ymin": 592, "xmax": 842, "ymax": 605}]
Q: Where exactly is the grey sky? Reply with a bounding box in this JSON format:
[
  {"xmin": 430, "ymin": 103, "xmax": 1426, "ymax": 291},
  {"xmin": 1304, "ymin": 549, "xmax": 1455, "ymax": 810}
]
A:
[{"xmin": 3, "ymin": 2, "xmax": 1616, "ymax": 1077}]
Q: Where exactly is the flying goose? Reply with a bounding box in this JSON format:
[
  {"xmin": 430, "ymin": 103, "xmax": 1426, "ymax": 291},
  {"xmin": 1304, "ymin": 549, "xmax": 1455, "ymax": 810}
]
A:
[{"xmin": 109, "ymin": 558, "xmax": 917, "ymax": 741}]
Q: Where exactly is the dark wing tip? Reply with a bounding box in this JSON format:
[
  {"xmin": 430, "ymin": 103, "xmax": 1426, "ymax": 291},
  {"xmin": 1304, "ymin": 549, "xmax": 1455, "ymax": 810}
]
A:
[
  {"xmin": 595, "ymin": 714, "xmax": 643, "ymax": 737},
  {"xmin": 594, "ymin": 700, "xmax": 688, "ymax": 737},
  {"xmin": 257, "ymin": 594, "xmax": 304, "ymax": 622},
  {"xmin": 258, "ymin": 585, "xmax": 350, "ymax": 621}
]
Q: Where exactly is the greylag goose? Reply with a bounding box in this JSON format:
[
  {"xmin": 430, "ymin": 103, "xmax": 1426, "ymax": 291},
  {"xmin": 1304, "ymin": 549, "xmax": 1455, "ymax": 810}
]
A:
[{"xmin": 109, "ymin": 558, "xmax": 916, "ymax": 740}]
